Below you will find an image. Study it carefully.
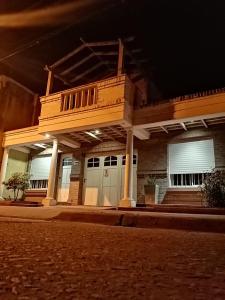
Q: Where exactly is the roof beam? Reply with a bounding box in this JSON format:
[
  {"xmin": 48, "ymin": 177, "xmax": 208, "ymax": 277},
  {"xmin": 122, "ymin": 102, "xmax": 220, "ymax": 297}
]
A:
[
  {"xmin": 50, "ymin": 44, "xmax": 86, "ymax": 69},
  {"xmin": 133, "ymin": 128, "xmax": 150, "ymax": 140},
  {"xmin": 61, "ymin": 53, "xmax": 95, "ymax": 76},
  {"xmin": 93, "ymin": 49, "xmax": 142, "ymax": 56},
  {"xmin": 161, "ymin": 126, "xmax": 168, "ymax": 133},
  {"xmin": 201, "ymin": 119, "xmax": 208, "ymax": 128},
  {"xmin": 85, "ymin": 36, "xmax": 135, "ymax": 47},
  {"xmin": 44, "ymin": 65, "xmax": 71, "ymax": 87},
  {"xmin": 71, "ymin": 62, "xmax": 103, "ymax": 83},
  {"xmin": 180, "ymin": 122, "xmax": 187, "ymax": 131},
  {"xmin": 80, "ymin": 38, "xmax": 112, "ymax": 74},
  {"xmin": 103, "ymin": 59, "xmax": 148, "ymax": 65},
  {"xmin": 70, "ymin": 133, "xmax": 92, "ymax": 143},
  {"xmin": 109, "ymin": 127, "xmax": 125, "ymax": 137},
  {"xmin": 13, "ymin": 146, "xmax": 30, "ymax": 154},
  {"xmin": 100, "ymin": 129, "xmax": 117, "ymax": 141},
  {"xmin": 58, "ymin": 136, "xmax": 80, "ymax": 149}
]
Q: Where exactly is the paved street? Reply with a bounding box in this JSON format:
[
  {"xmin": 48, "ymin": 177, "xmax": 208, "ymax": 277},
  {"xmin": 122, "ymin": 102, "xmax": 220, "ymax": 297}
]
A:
[{"xmin": 0, "ymin": 221, "xmax": 225, "ymax": 300}]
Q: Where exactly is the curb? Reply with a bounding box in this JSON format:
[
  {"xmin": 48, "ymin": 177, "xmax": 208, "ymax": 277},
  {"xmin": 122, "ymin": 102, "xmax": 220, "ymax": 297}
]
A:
[
  {"xmin": 52, "ymin": 211, "xmax": 225, "ymax": 233},
  {"xmin": 121, "ymin": 213, "xmax": 225, "ymax": 233},
  {"xmin": 53, "ymin": 211, "xmax": 124, "ymax": 226}
]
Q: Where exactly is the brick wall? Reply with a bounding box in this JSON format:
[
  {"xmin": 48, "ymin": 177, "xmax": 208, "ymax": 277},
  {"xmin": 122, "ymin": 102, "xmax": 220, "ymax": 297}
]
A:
[
  {"xmin": 68, "ymin": 153, "xmax": 85, "ymax": 205},
  {"xmin": 135, "ymin": 125, "xmax": 225, "ymax": 203},
  {"xmin": 85, "ymin": 141, "xmax": 126, "ymax": 157}
]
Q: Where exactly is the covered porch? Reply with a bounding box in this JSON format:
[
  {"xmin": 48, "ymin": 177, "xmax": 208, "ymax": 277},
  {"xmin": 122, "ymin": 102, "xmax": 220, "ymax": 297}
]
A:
[{"xmin": 0, "ymin": 121, "xmax": 142, "ymax": 208}]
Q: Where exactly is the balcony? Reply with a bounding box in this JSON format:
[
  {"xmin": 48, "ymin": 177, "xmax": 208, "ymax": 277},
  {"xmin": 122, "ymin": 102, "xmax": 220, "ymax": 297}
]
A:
[
  {"xmin": 38, "ymin": 74, "xmax": 134, "ymax": 134},
  {"xmin": 134, "ymin": 88, "xmax": 225, "ymax": 126}
]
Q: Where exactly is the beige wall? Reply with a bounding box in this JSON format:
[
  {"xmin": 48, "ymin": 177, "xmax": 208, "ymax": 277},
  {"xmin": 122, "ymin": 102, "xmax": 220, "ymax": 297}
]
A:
[{"xmin": 3, "ymin": 149, "xmax": 29, "ymax": 199}]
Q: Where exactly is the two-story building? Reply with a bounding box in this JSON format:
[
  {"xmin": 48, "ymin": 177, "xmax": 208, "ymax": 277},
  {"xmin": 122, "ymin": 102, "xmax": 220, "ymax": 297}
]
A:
[{"xmin": 1, "ymin": 39, "xmax": 225, "ymax": 207}]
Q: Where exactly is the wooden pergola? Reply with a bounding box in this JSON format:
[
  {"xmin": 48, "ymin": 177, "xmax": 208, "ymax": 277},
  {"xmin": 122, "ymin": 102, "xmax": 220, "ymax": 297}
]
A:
[{"xmin": 45, "ymin": 37, "xmax": 148, "ymax": 95}]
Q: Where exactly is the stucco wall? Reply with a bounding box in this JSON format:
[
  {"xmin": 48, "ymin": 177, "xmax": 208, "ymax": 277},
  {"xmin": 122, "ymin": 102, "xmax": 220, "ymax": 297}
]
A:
[{"xmin": 3, "ymin": 149, "xmax": 29, "ymax": 199}]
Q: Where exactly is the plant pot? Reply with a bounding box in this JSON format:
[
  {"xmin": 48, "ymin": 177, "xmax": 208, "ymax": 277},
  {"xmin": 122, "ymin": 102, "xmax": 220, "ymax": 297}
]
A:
[{"xmin": 144, "ymin": 184, "xmax": 159, "ymax": 204}]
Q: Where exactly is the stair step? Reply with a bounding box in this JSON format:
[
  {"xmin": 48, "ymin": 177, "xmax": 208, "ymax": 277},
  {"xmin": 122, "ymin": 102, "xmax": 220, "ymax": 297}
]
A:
[{"xmin": 163, "ymin": 190, "xmax": 203, "ymax": 206}]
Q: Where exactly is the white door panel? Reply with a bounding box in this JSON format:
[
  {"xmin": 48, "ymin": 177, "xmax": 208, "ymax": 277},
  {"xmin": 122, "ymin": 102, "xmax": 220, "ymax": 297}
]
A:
[
  {"xmin": 84, "ymin": 168, "xmax": 101, "ymax": 206},
  {"xmin": 102, "ymin": 168, "xmax": 119, "ymax": 206},
  {"xmin": 58, "ymin": 155, "xmax": 72, "ymax": 202}
]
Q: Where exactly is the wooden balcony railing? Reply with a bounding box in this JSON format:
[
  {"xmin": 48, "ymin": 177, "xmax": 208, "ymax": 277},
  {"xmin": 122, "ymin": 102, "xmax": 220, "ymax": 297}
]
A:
[{"xmin": 61, "ymin": 85, "xmax": 97, "ymax": 112}]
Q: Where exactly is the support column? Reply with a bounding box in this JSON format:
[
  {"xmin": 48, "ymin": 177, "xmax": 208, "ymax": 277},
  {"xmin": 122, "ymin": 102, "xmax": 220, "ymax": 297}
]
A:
[
  {"xmin": 117, "ymin": 38, "xmax": 124, "ymax": 76},
  {"xmin": 119, "ymin": 128, "xmax": 136, "ymax": 207},
  {"xmin": 45, "ymin": 67, "xmax": 54, "ymax": 96},
  {"xmin": 42, "ymin": 139, "xmax": 58, "ymax": 206},
  {"xmin": 0, "ymin": 148, "xmax": 9, "ymax": 200}
]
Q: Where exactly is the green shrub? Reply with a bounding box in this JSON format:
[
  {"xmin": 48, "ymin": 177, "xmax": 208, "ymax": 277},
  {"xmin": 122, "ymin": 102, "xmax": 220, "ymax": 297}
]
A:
[
  {"xmin": 201, "ymin": 170, "xmax": 225, "ymax": 208},
  {"xmin": 2, "ymin": 172, "xmax": 30, "ymax": 201}
]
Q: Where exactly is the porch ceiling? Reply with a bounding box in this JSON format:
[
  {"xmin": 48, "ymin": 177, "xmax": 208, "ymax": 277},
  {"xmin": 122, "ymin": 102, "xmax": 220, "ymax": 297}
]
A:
[
  {"xmin": 65, "ymin": 125, "xmax": 127, "ymax": 145},
  {"xmin": 145, "ymin": 116, "xmax": 225, "ymax": 135}
]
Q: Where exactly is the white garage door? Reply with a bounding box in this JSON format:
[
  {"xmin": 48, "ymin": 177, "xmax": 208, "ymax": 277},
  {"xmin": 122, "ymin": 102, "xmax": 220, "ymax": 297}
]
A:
[{"xmin": 83, "ymin": 154, "xmax": 137, "ymax": 207}]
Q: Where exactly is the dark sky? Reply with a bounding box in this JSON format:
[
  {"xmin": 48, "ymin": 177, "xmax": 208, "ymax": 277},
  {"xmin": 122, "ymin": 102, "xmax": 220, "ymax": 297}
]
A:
[{"xmin": 0, "ymin": 0, "xmax": 224, "ymax": 98}]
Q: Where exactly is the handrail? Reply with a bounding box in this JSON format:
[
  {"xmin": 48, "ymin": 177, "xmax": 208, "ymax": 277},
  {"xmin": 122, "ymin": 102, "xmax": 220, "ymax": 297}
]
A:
[
  {"xmin": 136, "ymin": 86, "xmax": 225, "ymax": 108},
  {"xmin": 60, "ymin": 85, "xmax": 97, "ymax": 111},
  {"xmin": 168, "ymin": 87, "xmax": 225, "ymax": 103}
]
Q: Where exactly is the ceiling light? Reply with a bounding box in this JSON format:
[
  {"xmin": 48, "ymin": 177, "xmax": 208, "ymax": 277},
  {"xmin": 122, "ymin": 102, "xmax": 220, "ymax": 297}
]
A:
[
  {"xmin": 34, "ymin": 143, "xmax": 47, "ymax": 149},
  {"xmin": 94, "ymin": 129, "xmax": 101, "ymax": 135},
  {"xmin": 85, "ymin": 131, "xmax": 101, "ymax": 140}
]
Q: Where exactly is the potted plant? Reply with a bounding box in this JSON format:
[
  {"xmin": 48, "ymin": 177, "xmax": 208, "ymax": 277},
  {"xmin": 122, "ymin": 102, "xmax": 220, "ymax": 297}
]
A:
[
  {"xmin": 144, "ymin": 175, "xmax": 159, "ymax": 204},
  {"xmin": 2, "ymin": 172, "xmax": 30, "ymax": 201}
]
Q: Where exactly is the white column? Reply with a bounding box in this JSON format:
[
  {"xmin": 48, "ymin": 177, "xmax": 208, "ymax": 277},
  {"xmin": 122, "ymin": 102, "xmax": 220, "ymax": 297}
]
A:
[
  {"xmin": 119, "ymin": 128, "xmax": 136, "ymax": 207},
  {"xmin": 42, "ymin": 139, "xmax": 58, "ymax": 206},
  {"xmin": 0, "ymin": 148, "xmax": 9, "ymax": 199}
]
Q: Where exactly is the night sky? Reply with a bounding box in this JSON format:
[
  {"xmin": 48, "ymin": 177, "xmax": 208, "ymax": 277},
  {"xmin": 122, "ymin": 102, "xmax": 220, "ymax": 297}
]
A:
[{"xmin": 0, "ymin": 0, "xmax": 224, "ymax": 98}]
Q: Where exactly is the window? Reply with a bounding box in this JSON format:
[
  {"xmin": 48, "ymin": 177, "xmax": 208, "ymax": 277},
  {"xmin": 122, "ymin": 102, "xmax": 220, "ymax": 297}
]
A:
[
  {"xmin": 122, "ymin": 155, "xmax": 137, "ymax": 165},
  {"xmin": 87, "ymin": 157, "xmax": 100, "ymax": 168},
  {"xmin": 170, "ymin": 173, "xmax": 207, "ymax": 187},
  {"xmin": 104, "ymin": 156, "xmax": 117, "ymax": 166},
  {"xmin": 62, "ymin": 158, "xmax": 73, "ymax": 166},
  {"xmin": 30, "ymin": 179, "xmax": 48, "ymax": 189}
]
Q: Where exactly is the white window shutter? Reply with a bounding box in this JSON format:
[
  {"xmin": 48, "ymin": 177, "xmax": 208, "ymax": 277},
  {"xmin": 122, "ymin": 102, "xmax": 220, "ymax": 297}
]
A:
[
  {"xmin": 30, "ymin": 155, "xmax": 51, "ymax": 180},
  {"xmin": 169, "ymin": 139, "xmax": 215, "ymax": 174}
]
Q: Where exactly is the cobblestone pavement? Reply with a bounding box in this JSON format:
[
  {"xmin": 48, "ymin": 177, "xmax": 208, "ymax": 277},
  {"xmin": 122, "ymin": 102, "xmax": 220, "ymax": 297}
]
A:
[{"xmin": 0, "ymin": 221, "xmax": 225, "ymax": 300}]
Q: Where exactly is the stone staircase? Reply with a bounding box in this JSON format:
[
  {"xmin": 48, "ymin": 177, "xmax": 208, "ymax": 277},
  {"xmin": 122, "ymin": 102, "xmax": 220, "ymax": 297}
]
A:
[
  {"xmin": 24, "ymin": 189, "xmax": 47, "ymax": 203},
  {"xmin": 162, "ymin": 190, "xmax": 203, "ymax": 206}
]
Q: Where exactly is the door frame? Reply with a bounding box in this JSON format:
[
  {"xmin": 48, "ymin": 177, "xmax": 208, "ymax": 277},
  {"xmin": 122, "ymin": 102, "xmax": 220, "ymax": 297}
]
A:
[
  {"xmin": 57, "ymin": 153, "xmax": 73, "ymax": 202},
  {"xmin": 83, "ymin": 156, "xmax": 102, "ymax": 206}
]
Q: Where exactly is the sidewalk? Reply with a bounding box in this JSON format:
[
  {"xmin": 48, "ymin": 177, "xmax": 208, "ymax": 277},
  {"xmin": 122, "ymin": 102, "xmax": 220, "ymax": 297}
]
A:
[{"xmin": 0, "ymin": 205, "xmax": 225, "ymax": 233}]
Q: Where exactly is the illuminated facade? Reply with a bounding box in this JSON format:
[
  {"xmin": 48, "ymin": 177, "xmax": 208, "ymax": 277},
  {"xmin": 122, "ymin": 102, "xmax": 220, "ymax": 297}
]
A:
[{"xmin": 1, "ymin": 40, "xmax": 225, "ymax": 207}]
